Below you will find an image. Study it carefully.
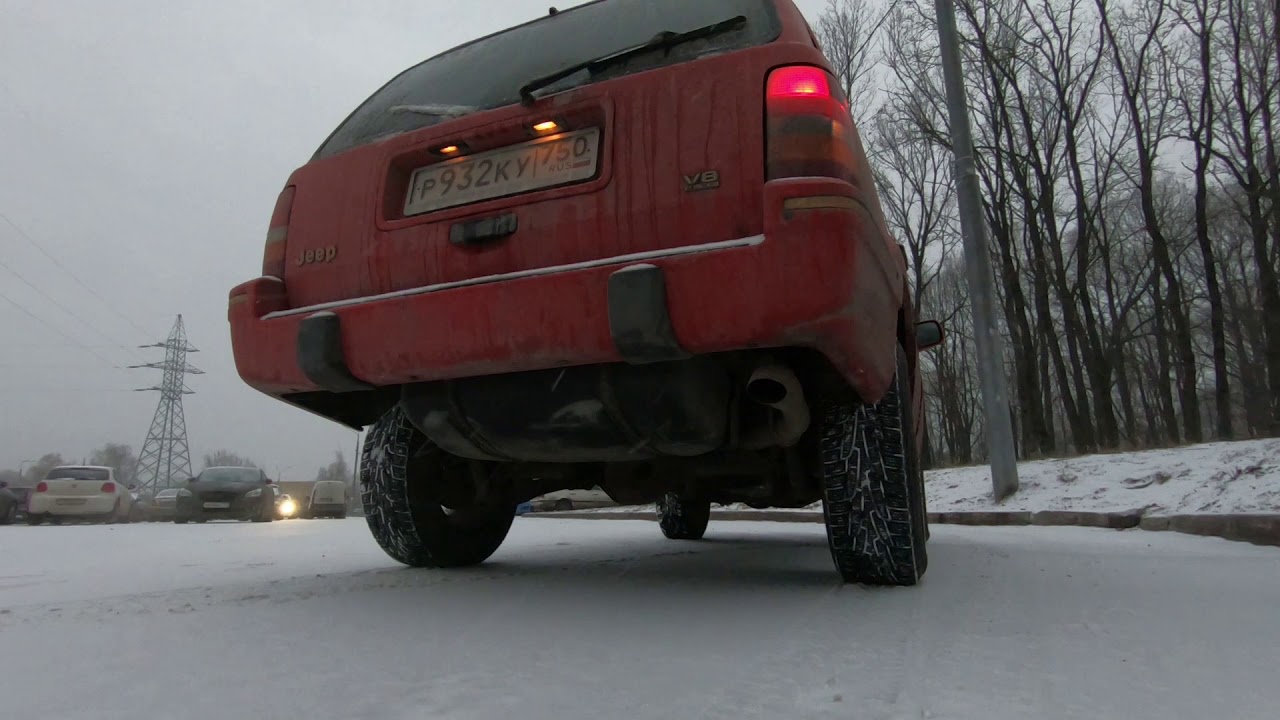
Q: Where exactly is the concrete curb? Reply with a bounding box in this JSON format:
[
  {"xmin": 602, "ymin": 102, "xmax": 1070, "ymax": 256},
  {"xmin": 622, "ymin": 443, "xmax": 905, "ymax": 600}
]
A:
[
  {"xmin": 930, "ymin": 511, "xmax": 1031, "ymax": 526},
  {"xmin": 1031, "ymin": 510, "xmax": 1145, "ymax": 530},
  {"xmin": 1164, "ymin": 514, "xmax": 1280, "ymax": 547},
  {"xmin": 529, "ymin": 509, "xmax": 1280, "ymax": 547}
]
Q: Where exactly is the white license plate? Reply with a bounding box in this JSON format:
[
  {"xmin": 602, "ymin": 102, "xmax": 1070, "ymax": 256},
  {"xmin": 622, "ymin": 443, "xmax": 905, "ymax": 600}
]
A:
[
  {"xmin": 404, "ymin": 127, "xmax": 601, "ymax": 216},
  {"xmin": 203, "ymin": 502, "xmax": 231, "ymax": 509},
  {"xmin": 55, "ymin": 498, "xmax": 87, "ymax": 506}
]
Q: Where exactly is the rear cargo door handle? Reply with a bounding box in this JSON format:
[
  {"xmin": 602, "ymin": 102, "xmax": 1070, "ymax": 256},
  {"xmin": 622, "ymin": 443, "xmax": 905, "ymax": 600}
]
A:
[{"xmin": 450, "ymin": 213, "xmax": 518, "ymax": 247}]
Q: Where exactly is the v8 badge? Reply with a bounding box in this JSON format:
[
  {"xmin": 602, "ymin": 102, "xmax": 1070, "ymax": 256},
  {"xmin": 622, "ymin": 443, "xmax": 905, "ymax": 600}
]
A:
[{"xmin": 683, "ymin": 170, "xmax": 721, "ymax": 192}]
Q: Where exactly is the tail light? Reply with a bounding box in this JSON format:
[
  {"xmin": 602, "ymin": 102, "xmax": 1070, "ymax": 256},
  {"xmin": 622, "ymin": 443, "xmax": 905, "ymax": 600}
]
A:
[
  {"xmin": 262, "ymin": 185, "xmax": 296, "ymax": 279},
  {"xmin": 101, "ymin": 482, "xmax": 116, "ymax": 493},
  {"xmin": 765, "ymin": 66, "xmax": 859, "ymax": 183},
  {"xmin": 35, "ymin": 481, "xmax": 48, "ymax": 493}
]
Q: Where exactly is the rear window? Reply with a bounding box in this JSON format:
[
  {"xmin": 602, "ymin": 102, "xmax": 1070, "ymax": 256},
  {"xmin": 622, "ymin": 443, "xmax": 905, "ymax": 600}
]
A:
[
  {"xmin": 46, "ymin": 467, "xmax": 109, "ymax": 481},
  {"xmin": 316, "ymin": 0, "xmax": 781, "ymax": 159},
  {"xmin": 199, "ymin": 468, "xmax": 263, "ymax": 483}
]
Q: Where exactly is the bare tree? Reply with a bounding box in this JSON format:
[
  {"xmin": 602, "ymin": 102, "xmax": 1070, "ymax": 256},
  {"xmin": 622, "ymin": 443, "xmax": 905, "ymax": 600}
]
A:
[
  {"xmin": 816, "ymin": 0, "xmax": 888, "ymax": 125},
  {"xmin": 203, "ymin": 450, "xmax": 257, "ymax": 469},
  {"xmin": 313, "ymin": 452, "xmax": 350, "ymax": 484},
  {"xmin": 89, "ymin": 443, "xmax": 137, "ymax": 483},
  {"xmin": 1097, "ymin": 0, "xmax": 1204, "ymax": 442},
  {"xmin": 1169, "ymin": 0, "xmax": 1234, "ymax": 438},
  {"xmin": 1213, "ymin": 0, "xmax": 1280, "ymax": 434},
  {"xmin": 24, "ymin": 453, "xmax": 65, "ymax": 484},
  {"xmin": 867, "ymin": 109, "xmax": 959, "ymax": 311}
]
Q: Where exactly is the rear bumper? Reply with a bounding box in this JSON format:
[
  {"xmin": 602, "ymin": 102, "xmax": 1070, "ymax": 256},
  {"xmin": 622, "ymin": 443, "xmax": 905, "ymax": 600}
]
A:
[
  {"xmin": 28, "ymin": 494, "xmax": 115, "ymax": 516},
  {"xmin": 176, "ymin": 493, "xmax": 267, "ymax": 519},
  {"xmin": 229, "ymin": 178, "xmax": 902, "ymax": 415}
]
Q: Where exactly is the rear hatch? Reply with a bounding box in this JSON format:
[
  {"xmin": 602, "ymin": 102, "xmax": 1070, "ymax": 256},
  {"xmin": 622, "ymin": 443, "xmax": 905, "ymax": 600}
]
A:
[
  {"xmin": 42, "ymin": 468, "xmax": 110, "ymax": 498},
  {"xmin": 311, "ymin": 481, "xmax": 345, "ymax": 504},
  {"xmin": 275, "ymin": 0, "xmax": 783, "ymax": 310}
]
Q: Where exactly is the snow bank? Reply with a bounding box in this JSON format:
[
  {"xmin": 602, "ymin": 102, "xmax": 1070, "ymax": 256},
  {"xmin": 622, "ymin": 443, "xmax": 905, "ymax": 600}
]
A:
[
  {"xmin": 928, "ymin": 438, "xmax": 1280, "ymax": 515},
  {"xmin": 578, "ymin": 439, "xmax": 1280, "ymax": 516}
]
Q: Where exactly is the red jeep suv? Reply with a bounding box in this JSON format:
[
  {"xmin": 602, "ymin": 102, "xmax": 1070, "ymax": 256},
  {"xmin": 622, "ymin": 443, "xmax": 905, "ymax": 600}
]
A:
[{"xmin": 229, "ymin": 0, "xmax": 941, "ymax": 585}]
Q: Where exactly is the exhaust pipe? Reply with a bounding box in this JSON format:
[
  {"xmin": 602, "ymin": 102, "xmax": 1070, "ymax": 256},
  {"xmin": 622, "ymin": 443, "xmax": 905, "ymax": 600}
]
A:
[{"xmin": 741, "ymin": 365, "xmax": 810, "ymax": 449}]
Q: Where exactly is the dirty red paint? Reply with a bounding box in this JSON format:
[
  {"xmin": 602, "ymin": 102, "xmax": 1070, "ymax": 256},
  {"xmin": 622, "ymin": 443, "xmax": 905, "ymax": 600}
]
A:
[{"xmin": 229, "ymin": 0, "xmax": 916, "ymax": 423}]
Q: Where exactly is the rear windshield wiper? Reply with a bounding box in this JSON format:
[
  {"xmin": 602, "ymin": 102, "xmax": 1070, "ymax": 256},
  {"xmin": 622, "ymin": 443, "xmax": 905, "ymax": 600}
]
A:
[{"xmin": 518, "ymin": 15, "xmax": 748, "ymax": 105}]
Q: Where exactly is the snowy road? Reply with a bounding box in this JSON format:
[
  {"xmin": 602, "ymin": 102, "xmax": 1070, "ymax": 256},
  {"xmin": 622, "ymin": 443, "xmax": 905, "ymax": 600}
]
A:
[{"xmin": 2, "ymin": 518, "xmax": 1277, "ymax": 720}]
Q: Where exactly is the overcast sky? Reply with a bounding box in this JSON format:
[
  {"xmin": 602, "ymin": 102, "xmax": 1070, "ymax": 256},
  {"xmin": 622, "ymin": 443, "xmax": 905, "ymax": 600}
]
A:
[{"xmin": 0, "ymin": 0, "xmax": 829, "ymax": 482}]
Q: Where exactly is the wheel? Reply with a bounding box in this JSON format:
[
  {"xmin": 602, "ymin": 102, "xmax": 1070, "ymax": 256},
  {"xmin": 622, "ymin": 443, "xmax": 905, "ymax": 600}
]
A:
[
  {"xmin": 26, "ymin": 513, "xmax": 45, "ymax": 526},
  {"xmin": 552, "ymin": 498, "xmax": 574, "ymax": 512},
  {"xmin": 174, "ymin": 518, "xmax": 188, "ymax": 524},
  {"xmin": 657, "ymin": 492, "xmax": 711, "ymax": 540},
  {"xmin": 50, "ymin": 516, "xmax": 63, "ymax": 526},
  {"xmin": 195, "ymin": 518, "xmax": 208, "ymax": 524},
  {"xmin": 361, "ymin": 406, "xmax": 515, "ymax": 568},
  {"xmin": 819, "ymin": 346, "xmax": 928, "ymax": 586},
  {"xmin": 251, "ymin": 500, "xmax": 273, "ymax": 522}
]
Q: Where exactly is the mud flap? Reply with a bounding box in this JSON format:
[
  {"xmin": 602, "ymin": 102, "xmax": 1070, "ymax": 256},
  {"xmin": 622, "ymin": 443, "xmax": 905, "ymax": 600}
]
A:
[
  {"xmin": 297, "ymin": 312, "xmax": 373, "ymax": 393},
  {"xmin": 608, "ymin": 264, "xmax": 689, "ymax": 365}
]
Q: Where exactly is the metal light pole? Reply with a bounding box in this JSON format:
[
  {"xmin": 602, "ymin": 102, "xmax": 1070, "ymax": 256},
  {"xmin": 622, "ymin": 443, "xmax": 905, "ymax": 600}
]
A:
[{"xmin": 933, "ymin": 0, "xmax": 1019, "ymax": 500}]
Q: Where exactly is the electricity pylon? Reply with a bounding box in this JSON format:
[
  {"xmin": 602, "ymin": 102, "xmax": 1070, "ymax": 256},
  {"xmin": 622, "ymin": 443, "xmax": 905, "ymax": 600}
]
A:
[{"xmin": 130, "ymin": 315, "xmax": 202, "ymax": 493}]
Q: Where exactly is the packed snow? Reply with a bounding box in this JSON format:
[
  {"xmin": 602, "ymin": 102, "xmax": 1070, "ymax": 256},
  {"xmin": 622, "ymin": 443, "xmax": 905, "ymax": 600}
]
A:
[
  {"xmin": 580, "ymin": 438, "xmax": 1280, "ymax": 516},
  {"xmin": 1, "ymin": 517, "xmax": 1277, "ymax": 719}
]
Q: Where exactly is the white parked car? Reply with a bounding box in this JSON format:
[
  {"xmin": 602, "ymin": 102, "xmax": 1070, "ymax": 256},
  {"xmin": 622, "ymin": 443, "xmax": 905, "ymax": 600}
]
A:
[
  {"xmin": 532, "ymin": 487, "xmax": 614, "ymax": 512},
  {"xmin": 26, "ymin": 466, "xmax": 134, "ymax": 525}
]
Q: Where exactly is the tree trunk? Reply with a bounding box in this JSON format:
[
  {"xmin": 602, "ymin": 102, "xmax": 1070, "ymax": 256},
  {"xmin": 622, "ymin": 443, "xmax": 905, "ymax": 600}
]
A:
[{"xmin": 1152, "ymin": 284, "xmax": 1182, "ymax": 444}]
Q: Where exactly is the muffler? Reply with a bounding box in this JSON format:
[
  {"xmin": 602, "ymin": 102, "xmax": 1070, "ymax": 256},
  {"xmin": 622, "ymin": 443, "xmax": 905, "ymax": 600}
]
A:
[{"xmin": 741, "ymin": 365, "xmax": 810, "ymax": 449}]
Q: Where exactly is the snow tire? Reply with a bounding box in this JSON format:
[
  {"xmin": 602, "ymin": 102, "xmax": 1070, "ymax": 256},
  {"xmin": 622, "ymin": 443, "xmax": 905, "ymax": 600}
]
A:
[
  {"xmin": 362, "ymin": 405, "xmax": 515, "ymax": 568},
  {"xmin": 820, "ymin": 347, "xmax": 928, "ymax": 586},
  {"xmin": 657, "ymin": 492, "xmax": 711, "ymax": 540}
]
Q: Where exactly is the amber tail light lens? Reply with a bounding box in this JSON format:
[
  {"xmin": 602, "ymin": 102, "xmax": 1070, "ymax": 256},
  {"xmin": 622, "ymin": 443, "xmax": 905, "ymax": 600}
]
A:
[{"xmin": 262, "ymin": 186, "xmax": 296, "ymax": 279}]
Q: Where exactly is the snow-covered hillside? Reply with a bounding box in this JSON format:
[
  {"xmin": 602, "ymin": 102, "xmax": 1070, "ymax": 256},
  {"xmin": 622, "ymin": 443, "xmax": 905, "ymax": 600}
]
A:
[
  {"xmin": 582, "ymin": 438, "xmax": 1280, "ymax": 516},
  {"xmin": 929, "ymin": 438, "xmax": 1280, "ymax": 515}
]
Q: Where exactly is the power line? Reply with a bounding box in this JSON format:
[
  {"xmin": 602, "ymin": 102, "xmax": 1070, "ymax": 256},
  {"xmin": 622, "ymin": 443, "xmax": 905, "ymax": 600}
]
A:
[
  {"xmin": 0, "ymin": 287, "xmax": 122, "ymax": 368},
  {"xmin": 0, "ymin": 255, "xmax": 146, "ymax": 363},
  {"xmin": 0, "ymin": 387, "xmax": 137, "ymax": 394},
  {"xmin": 0, "ymin": 211, "xmax": 154, "ymax": 337}
]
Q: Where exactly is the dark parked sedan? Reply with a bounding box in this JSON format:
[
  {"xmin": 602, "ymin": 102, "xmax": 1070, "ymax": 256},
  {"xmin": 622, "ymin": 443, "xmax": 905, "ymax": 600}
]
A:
[
  {"xmin": 146, "ymin": 488, "xmax": 182, "ymax": 521},
  {"xmin": 174, "ymin": 467, "xmax": 275, "ymax": 524},
  {"xmin": 0, "ymin": 482, "xmax": 21, "ymax": 525}
]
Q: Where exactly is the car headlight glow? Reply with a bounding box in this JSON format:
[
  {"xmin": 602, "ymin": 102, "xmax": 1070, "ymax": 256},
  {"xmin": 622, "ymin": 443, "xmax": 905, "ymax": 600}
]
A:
[
  {"xmin": 246, "ymin": 488, "xmax": 263, "ymax": 498},
  {"xmin": 279, "ymin": 499, "xmax": 296, "ymax": 516}
]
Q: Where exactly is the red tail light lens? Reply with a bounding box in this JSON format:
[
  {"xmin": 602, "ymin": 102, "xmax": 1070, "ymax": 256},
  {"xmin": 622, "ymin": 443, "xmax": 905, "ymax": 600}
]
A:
[
  {"xmin": 101, "ymin": 482, "xmax": 116, "ymax": 494},
  {"xmin": 35, "ymin": 481, "xmax": 48, "ymax": 493},
  {"xmin": 262, "ymin": 185, "xmax": 296, "ymax": 279},
  {"xmin": 767, "ymin": 66, "xmax": 832, "ymax": 99},
  {"xmin": 765, "ymin": 65, "xmax": 859, "ymax": 183}
]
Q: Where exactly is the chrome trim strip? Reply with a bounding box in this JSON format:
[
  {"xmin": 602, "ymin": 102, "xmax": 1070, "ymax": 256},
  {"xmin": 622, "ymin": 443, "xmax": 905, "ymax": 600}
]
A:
[{"xmin": 262, "ymin": 234, "xmax": 765, "ymax": 320}]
